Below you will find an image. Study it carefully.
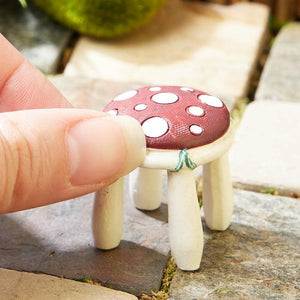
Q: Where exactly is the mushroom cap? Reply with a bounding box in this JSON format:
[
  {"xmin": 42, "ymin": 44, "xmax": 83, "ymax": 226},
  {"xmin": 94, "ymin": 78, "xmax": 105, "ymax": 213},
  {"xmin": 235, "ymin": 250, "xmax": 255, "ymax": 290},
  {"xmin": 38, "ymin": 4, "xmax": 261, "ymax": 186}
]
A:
[{"xmin": 104, "ymin": 86, "xmax": 230, "ymax": 150}]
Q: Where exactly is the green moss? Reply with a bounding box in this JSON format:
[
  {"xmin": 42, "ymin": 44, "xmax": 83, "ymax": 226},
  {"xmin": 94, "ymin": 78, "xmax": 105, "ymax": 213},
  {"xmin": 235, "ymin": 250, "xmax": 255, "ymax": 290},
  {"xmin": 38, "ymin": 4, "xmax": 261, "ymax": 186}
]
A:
[
  {"xmin": 269, "ymin": 14, "xmax": 290, "ymax": 34},
  {"xmin": 140, "ymin": 254, "xmax": 177, "ymax": 300},
  {"xmin": 269, "ymin": 37, "xmax": 276, "ymax": 48},
  {"xmin": 231, "ymin": 98, "xmax": 250, "ymax": 129},
  {"xmin": 75, "ymin": 277, "xmax": 93, "ymax": 283},
  {"xmin": 260, "ymin": 188, "xmax": 278, "ymax": 196},
  {"xmin": 197, "ymin": 177, "xmax": 203, "ymax": 208},
  {"xmin": 30, "ymin": 0, "xmax": 166, "ymax": 38}
]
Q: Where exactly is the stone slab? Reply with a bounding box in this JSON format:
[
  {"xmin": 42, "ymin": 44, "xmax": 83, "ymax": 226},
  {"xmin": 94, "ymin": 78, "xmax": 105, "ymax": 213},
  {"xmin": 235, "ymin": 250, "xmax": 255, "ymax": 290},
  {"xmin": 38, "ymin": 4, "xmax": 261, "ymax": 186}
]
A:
[
  {"xmin": 50, "ymin": 75, "xmax": 148, "ymax": 110},
  {"xmin": 169, "ymin": 189, "xmax": 300, "ymax": 299},
  {"xmin": 229, "ymin": 100, "xmax": 300, "ymax": 195},
  {"xmin": 0, "ymin": 178, "xmax": 169, "ymax": 296},
  {"xmin": 64, "ymin": 1, "xmax": 269, "ymax": 110},
  {"xmin": 255, "ymin": 23, "xmax": 300, "ymax": 103},
  {"xmin": 0, "ymin": 267, "xmax": 137, "ymax": 300},
  {"xmin": 0, "ymin": 0, "xmax": 72, "ymax": 74}
]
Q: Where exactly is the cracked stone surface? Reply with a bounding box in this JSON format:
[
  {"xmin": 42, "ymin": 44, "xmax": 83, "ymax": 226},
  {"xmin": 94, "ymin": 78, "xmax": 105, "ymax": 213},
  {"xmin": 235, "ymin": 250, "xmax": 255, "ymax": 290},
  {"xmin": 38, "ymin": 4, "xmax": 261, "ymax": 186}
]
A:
[
  {"xmin": 169, "ymin": 189, "xmax": 300, "ymax": 299},
  {"xmin": 0, "ymin": 0, "xmax": 72, "ymax": 73},
  {"xmin": 64, "ymin": 0, "xmax": 269, "ymax": 110}
]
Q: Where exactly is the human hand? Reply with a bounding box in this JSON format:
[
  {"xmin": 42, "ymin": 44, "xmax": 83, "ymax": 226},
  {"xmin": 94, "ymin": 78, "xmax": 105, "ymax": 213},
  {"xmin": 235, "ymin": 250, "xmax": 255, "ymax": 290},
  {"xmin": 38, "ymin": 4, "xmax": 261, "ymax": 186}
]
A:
[{"xmin": 0, "ymin": 34, "xmax": 146, "ymax": 213}]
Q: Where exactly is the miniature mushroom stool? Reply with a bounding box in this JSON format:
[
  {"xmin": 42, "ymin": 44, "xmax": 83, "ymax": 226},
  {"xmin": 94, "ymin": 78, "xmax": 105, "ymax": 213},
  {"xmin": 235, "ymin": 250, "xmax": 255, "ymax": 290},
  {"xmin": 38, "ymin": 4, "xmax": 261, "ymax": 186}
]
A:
[{"xmin": 93, "ymin": 86, "xmax": 235, "ymax": 271}]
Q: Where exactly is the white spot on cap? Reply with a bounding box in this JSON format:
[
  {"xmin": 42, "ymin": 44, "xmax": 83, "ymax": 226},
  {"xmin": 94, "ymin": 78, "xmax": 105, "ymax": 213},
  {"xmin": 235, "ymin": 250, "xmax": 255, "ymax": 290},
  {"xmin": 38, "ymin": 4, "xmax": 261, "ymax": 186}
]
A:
[
  {"xmin": 181, "ymin": 87, "xmax": 194, "ymax": 92},
  {"xmin": 186, "ymin": 106, "xmax": 204, "ymax": 117},
  {"xmin": 114, "ymin": 90, "xmax": 137, "ymax": 101},
  {"xmin": 190, "ymin": 125, "xmax": 203, "ymax": 135},
  {"xmin": 198, "ymin": 95, "xmax": 223, "ymax": 108},
  {"xmin": 134, "ymin": 104, "xmax": 147, "ymax": 111},
  {"xmin": 151, "ymin": 93, "xmax": 179, "ymax": 104},
  {"xmin": 107, "ymin": 109, "xmax": 118, "ymax": 116},
  {"xmin": 149, "ymin": 87, "xmax": 161, "ymax": 92},
  {"xmin": 142, "ymin": 117, "xmax": 169, "ymax": 138}
]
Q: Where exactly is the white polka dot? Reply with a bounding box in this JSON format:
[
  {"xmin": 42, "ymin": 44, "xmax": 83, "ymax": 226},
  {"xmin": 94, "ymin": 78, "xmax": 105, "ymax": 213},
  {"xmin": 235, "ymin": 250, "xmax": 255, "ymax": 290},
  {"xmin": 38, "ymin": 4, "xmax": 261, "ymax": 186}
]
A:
[
  {"xmin": 114, "ymin": 90, "xmax": 137, "ymax": 101},
  {"xmin": 186, "ymin": 106, "xmax": 204, "ymax": 117},
  {"xmin": 149, "ymin": 87, "xmax": 161, "ymax": 92},
  {"xmin": 180, "ymin": 87, "xmax": 194, "ymax": 92},
  {"xmin": 134, "ymin": 104, "xmax": 147, "ymax": 111},
  {"xmin": 198, "ymin": 95, "xmax": 223, "ymax": 108},
  {"xmin": 142, "ymin": 117, "xmax": 169, "ymax": 138},
  {"xmin": 190, "ymin": 125, "xmax": 203, "ymax": 135},
  {"xmin": 151, "ymin": 93, "xmax": 179, "ymax": 104},
  {"xmin": 107, "ymin": 109, "xmax": 118, "ymax": 116}
]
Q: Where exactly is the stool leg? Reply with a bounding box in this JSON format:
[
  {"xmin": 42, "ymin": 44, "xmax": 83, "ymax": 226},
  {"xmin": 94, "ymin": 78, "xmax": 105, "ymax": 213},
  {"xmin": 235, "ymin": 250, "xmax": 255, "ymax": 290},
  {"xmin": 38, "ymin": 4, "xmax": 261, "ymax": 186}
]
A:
[
  {"xmin": 167, "ymin": 169, "xmax": 203, "ymax": 271},
  {"xmin": 92, "ymin": 177, "xmax": 124, "ymax": 250},
  {"xmin": 203, "ymin": 152, "xmax": 233, "ymax": 231},
  {"xmin": 129, "ymin": 167, "xmax": 162, "ymax": 210}
]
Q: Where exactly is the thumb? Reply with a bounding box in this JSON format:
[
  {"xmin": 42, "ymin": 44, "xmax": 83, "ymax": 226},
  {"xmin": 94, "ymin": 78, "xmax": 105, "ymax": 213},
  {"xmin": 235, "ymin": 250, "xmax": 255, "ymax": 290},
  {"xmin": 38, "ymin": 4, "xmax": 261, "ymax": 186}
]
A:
[{"xmin": 0, "ymin": 109, "xmax": 146, "ymax": 213}]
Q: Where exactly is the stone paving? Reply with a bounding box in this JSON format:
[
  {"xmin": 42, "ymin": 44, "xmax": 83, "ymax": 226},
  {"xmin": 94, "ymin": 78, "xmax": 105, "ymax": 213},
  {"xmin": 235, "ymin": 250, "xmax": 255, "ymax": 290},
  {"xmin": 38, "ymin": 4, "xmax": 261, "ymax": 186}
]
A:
[
  {"xmin": 0, "ymin": 181, "xmax": 169, "ymax": 295},
  {"xmin": 168, "ymin": 22, "xmax": 300, "ymax": 300},
  {"xmin": 230, "ymin": 101, "xmax": 300, "ymax": 196},
  {"xmin": 64, "ymin": 0, "xmax": 269, "ymax": 110},
  {"xmin": 255, "ymin": 23, "xmax": 300, "ymax": 103},
  {"xmin": 0, "ymin": 268, "xmax": 137, "ymax": 299},
  {"xmin": 1, "ymin": 1, "xmax": 300, "ymax": 299},
  {"xmin": 230, "ymin": 22, "xmax": 300, "ymax": 196},
  {"xmin": 50, "ymin": 75, "xmax": 147, "ymax": 110},
  {"xmin": 169, "ymin": 190, "xmax": 300, "ymax": 299}
]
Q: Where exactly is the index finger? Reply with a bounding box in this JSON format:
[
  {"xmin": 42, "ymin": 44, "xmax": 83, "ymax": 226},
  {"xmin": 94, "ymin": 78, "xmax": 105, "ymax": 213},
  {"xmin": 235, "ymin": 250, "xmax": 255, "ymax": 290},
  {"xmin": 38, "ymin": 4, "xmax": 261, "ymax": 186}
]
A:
[{"xmin": 0, "ymin": 34, "xmax": 72, "ymax": 111}]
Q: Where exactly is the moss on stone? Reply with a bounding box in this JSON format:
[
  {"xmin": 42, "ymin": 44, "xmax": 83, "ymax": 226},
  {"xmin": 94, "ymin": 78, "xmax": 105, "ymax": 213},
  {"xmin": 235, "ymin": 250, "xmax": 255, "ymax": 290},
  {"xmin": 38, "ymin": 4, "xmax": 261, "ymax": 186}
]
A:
[
  {"xmin": 140, "ymin": 254, "xmax": 177, "ymax": 300},
  {"xmin": 74, "ymin": 277, "xmax": 93, "ymax": 284},
  {"xmin": 260, "ymin": 188, "xmax": 279, "ymax": 196},
  {"xmin": 30, "ymin": 0, "xmax": 166, "ymax": 38},
  {"xmin": 231, "ymin": 97, "xmax": 250, "ymax": 129}
]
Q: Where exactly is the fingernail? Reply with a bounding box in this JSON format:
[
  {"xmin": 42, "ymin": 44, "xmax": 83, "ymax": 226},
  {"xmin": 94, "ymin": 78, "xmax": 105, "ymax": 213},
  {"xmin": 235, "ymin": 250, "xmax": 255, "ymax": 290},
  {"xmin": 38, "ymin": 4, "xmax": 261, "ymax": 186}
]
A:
[{"xmin": 68, "ymin": 116, "xmax": 146, "ymax": 185}]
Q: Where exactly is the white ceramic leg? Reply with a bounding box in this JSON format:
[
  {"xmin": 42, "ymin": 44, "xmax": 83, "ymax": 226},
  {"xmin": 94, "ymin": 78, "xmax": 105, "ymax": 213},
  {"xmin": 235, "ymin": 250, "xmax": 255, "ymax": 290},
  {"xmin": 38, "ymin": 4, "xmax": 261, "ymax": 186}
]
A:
[
  {"xmin": 203, "ymin": 152, "xmax": 233, "ymax": 231},
  {"xmin": 167, "ymin": 169, "xmax": 203, "ymax": 271},
  {"xmin": 129, "ymin": 167, "xmax": 162, "ymax": 211},
  {"xmin": 92, "ymin": 177, "xmax": 124, "ymax": 250}
]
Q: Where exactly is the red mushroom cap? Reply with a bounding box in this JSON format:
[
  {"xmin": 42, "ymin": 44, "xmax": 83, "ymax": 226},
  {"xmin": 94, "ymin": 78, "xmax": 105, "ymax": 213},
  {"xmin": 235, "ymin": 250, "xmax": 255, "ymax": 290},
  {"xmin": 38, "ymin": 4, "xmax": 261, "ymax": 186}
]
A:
[{"xmin": 103, "ymin": 86, "xmax": 230, "ymax": 150}]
